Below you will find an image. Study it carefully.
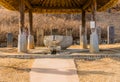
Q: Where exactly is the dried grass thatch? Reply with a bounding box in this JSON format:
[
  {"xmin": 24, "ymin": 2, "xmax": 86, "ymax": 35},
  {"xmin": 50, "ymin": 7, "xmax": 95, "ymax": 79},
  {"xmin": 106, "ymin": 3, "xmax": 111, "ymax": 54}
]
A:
[{"xmin": 0, "ymin": 0, "xmax": 119, "ymax": 13}]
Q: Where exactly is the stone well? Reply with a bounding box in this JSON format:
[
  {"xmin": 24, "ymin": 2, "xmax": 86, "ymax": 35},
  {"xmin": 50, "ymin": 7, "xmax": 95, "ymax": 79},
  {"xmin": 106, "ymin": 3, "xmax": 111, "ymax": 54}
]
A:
[{"xmin": 44, "ymin": 35, "xmax": 73, "ymax": 50}]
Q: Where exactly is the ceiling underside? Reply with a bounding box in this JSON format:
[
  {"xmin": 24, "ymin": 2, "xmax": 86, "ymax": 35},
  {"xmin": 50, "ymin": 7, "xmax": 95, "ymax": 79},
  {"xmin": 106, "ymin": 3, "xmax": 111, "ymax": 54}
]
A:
[{"xmin": 0, "ymin": 0, "xmax": 119, "ymax": 13}]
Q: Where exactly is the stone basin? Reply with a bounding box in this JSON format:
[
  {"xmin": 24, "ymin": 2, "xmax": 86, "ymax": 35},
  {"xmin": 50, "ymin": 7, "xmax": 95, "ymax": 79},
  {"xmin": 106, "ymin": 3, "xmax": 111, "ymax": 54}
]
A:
[{"xmin": 44, "ymin": 35, "xmax": 73, "ymax": 49}]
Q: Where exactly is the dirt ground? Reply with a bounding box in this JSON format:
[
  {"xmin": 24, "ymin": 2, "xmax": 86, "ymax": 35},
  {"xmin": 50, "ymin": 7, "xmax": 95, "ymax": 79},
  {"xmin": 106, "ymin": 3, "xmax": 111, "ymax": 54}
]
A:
[
  {"xmin": 75, "ymin": 58, "xmax": 120, "ymax": 82},
  {"xmin": 0, "ymin": 56, "xmax": 34, "ymax": 82},
  {"xmin": 0, "ymin": 44, "xmax": 120, "ymax": 82},
  {"xmin": 74, "ymin": 44, "xmax": 120, "ymax": 82}
]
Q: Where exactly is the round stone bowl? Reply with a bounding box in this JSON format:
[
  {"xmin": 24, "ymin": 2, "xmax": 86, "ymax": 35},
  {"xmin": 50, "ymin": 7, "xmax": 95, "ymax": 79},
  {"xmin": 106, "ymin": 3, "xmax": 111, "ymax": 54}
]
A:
[{"xmin": 44, "ymin": 35, "xmax": 73, "ymax": 49}]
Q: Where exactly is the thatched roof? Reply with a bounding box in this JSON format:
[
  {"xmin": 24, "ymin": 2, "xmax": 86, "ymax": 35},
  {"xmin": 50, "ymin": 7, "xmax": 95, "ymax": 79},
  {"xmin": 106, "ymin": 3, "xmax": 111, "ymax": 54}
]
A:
[{"xmin": 0, "ymin": 0, "xmax": 119, "ymax": 13}]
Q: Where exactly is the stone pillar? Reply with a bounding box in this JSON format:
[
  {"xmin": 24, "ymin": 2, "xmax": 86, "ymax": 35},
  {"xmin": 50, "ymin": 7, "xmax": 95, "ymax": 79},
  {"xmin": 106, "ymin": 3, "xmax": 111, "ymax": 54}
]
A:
[
  {"xmin": 18, "ymin": 0, "xmax": 27, "ymax": 52},
  {"xmin": 90, "ymin": 30, "xmax": 99, "ymax": 53},
  {"xmin": 28, "ymin": 9, "xmax": 35, "ymax": 49},
  {"xmin": 18, "ymin": 33, "xmax": 27, "ymax": 52},
  {"xmin": 97, "ymin": 26, "xmax": 101, "ymax": 44},
  {"xmin": 80, "ymin": 10, "xmax": 87, "ymax": 49},
  {"xmin": 28, "ymin": 35, "xmax": 35, "ymax": 49},
  {"xmin": 107, "ymin": 25, "xmax": 115, "ymax": 44},
  {"xmin": 7, "ymin": 33, "xmax": 13, "ymax": 47},
  {"xmin": 36, "ymin": 28, "xmax": 44, "ymax": 46},
  {"xmin": 89, "ymin": 0, "xmax": 99, "ymax": 53}
]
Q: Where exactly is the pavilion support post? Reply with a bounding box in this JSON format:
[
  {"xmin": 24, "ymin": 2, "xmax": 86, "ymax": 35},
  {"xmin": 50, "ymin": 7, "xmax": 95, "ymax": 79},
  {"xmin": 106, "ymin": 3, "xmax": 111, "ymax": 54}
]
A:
[
  {"xmin": 27, "ymin": 9, "xmax": 35, "ymax": 49},
  {"xmin": 18, "ymin": 0, "xmax": 27, "ymax": 52},
  {"xmin": 89, "ymin": 0, "xmax": 99, "ymax": 53},
  {"xmin": 80, "ymin": 10, "xmax": 87, "ymax": 49}
]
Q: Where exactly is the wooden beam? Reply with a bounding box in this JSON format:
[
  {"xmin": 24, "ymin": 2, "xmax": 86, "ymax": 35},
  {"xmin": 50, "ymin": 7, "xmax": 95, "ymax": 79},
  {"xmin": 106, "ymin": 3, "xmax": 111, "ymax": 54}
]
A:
[
  {"xmin": 80, "ymin": 10, "xmax": 87, "ymax": 49},
  {"xmin": 72, "ymin": 0, "xmax": 81, "ymax": 7},
  {"xmin": 0, "ymin": 0, "xmax": 16, "ymax": 10},
  {"xmin": 23, "ymin": 0, "xmax": 32, "ymax": 9},
  {"xmin": 81, "ymin": 10, "xmax": 86, "ymax": 34},
  {"xmin": 19, "ymin": 0, "xmax": 25, "ymax": 33},
  {"xmin": 28, "ymin": 9, "xmax": 33, "ymax": 35},
  {"xmin": 82, "ymin": 0, "xmax": 92, "ymax": 10},
  {"xmin": 91, "ymin": 0, "xmax": 97, "ymax": 22}
]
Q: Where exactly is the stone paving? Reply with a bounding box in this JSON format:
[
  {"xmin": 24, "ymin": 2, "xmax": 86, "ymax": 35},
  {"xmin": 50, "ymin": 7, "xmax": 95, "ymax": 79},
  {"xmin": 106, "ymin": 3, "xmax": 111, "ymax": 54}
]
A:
[{"xmin": 30, "ymin": 58, "xmax": 79, "ymax": 82}]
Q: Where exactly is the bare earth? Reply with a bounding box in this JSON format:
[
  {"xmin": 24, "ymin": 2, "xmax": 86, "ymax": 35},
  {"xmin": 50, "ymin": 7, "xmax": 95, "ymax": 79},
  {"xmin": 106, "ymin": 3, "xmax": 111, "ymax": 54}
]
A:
[
  {"xmin": 0, "ymin": 48, "xmax": 34, "ymax": 82},
  {"xmin": 0, "ymin": 44, "xmax": 120, "ymax": 82},
  {"xmin": 75, "ymin": 58, "xmax": 120, "ymax": 82},
  {"xmin": 73, "ymin": 44, "xmax": 120, "ymax": 82}
]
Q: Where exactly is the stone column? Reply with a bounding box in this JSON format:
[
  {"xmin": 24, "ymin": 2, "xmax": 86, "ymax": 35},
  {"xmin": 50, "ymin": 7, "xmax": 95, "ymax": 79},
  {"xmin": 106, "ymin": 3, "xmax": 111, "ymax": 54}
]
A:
[
  {"xmin": 36, "ymin": 28, "xmax": 44, "ymax": 46},
  {"xmin": 107, "ymin": 25, "xmax": 115, "ymax": 44},
  {"xmin": 7, "ymin": 33, "xmax": 13, "ymax": 47},
  {"xmin": 28, "ymin": 9, "xmax": 35, "ymax": 49},
  {"xmin": 80, "ymin": 10, "xmax": 87, "ymax": 49},
  {"xmin": 89, "ymin": 0, "xmax": 99, "ymax": 53},
  {"xmin": 97, "ymin": 26, "xmax": 101, "ymax": 44},
  {"xmin": 18, "ymin": 0, "xmax": 27, "ymax": 52}
]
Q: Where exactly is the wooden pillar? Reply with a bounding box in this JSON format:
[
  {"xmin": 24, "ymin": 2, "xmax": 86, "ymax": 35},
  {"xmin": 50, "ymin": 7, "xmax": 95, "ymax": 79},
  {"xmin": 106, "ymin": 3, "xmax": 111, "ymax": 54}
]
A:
[
  {"xmin": 28, "ymin": 9, "xmax": 33, "ymax": 35},
  {"xmin": 91, "ymin": 0, "xmax": 96, "ymax": 25},
  {"xmin": 28, "ymin": 9, "xmax": 35, "ymax": 49},
  {"xmin": 80, "ymin": 10, "xmax": 87, "ymax": 49},
  {"xmin": 18, "ymin": 0, "xmax": 27, "ymax": 52},
  {"xmin": 19, "ymin": 0, "xmax": 24, "ymax": 34},
  {"xmin": 89, "ymin": 0, "xmax": 99, "ymax": 53}
]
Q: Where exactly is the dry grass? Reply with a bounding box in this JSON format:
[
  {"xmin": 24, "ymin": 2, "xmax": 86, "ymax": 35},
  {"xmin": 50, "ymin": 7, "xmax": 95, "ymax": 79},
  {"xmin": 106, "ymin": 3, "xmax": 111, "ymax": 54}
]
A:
[
  {"xmin": 74, "ymin": 44, "xmax": 120, "ymax": 82},
  {"xmin": 0, "ymin": 44, "xmax": 120, "ymax": 82},
  {"xmin": 0, "ymin": 57, "xmax": 34, "ymax": 82},
  {"xmin": 1, "ymin": 7, "xmax": 120, "ymax": 43},
  {"xmin": 75, "ymin": 58, "xmax": 120, "ymax": 82}
]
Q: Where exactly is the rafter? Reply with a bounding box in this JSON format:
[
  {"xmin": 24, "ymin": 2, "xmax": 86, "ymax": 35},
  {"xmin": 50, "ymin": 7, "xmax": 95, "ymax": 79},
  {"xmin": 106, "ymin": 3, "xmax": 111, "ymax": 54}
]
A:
[
  {"xmin": 66, "ymin": 0, "xmax": 69, "ymax": 7},
  {"xmin": 67, "ymin": 0, "xmax": 73, "ymax": 8},
  {"xmin": 0, "ymin": 0, "xmax": 16, "ymax": 10},
  {"xmin": 0, "ymin": 0, "xmax": 119, "ymax": 13},
  {"xmin": 72, "ymin": 0, "xmax": 81, "ymax": 7},
  {"xmin": 42, "ymin": 0, "xmax": 46, "ymax": 7},
  {"xmin": 82, "ymin": 0, "xmax": 92, "ymax": 10},
  {"xmin": 23, "ymin": 0, "xmax": 32, "ymax": 9}
]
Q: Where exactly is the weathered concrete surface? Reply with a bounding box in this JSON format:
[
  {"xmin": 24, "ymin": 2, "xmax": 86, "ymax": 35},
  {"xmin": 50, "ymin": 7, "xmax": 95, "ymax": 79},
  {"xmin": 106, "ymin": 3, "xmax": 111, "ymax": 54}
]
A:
[
  {"xmin": 18, "ymin": 33, "xmax": 27, "ymax": 52},
  {"xmin": 80, "ymin": 35, "xmax": 87, "ymax": 49},
  {"xmin": 28, "ymin": 35, "xmax": 35, "ymax": 49},
  {"xmin": 7, "ymin": 33, "xmax": 13, "ymax": 47},
  {"xmin": 90, "ymin": 31, "xmax": 99, "ymax": 53},
  {"xmin": 97, "ymin": 26, "xmax": 102, "ymax": 44},
  {"xmin": 107, "ymin": 26, "xmax": 115, "ymax": 44},
  {"xmin": 60, "ymin": 36, "xmax": 73, "ymax": 49},
  {"xmin": 30, "ymin": 58, "xmax": 79, "ymax": 82}
]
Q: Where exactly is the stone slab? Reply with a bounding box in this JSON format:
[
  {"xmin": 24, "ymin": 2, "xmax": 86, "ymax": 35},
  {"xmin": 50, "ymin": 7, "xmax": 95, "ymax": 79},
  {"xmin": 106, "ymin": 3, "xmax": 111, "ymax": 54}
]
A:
[
  {"xmin": 18, "ymin": 33, "xmax": 27, "ymax": 52},
  {"xmin": 107, "ymin": 26, "xmax": 115, "ymax": 44},
  {"xmin": 90, "ymin": 31, "xmax": 99, "ymax": 53},
  {"xmin": 30, "ymin": 58, "xmax": 79, "ymax": 82},
  {"xmin": 7, "ymin": 33, "xmax": 13, "ymax": 47},
  {"xmin": 28, "ymin": 35, "xmax": 35, "ymax": 49}
]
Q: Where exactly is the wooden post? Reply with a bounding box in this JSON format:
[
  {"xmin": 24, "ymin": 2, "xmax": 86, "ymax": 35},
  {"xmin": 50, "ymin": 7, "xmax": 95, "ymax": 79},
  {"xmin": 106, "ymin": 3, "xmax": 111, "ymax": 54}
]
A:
[
  {"xmin": 91, "ymin": 0, "xmax": 97, "ymax": 32},
  {"xmin": 28, "ymin": 9, "xmax": 33, "ymax": 35},
  {"xmin": 89, "ymin": 0, "xmax": 99, "ymax": 53},
  {"xmin": 82, "ymin": 10, "xmax": 86, "ymax": 34},
  {"xmin": 80, "ymin": 10, "xmax": 87, "ymax": 49},
  {"xmin": 28, "ymin": 9, "xmax": 35, "ymax": 49},
  {"xmin": 19, "ymin": 0, "xmax": 25, "ymax": 34},
  {"xmin": 18, "ymin": 0, "xmax": 27, "ymax": 52}
]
